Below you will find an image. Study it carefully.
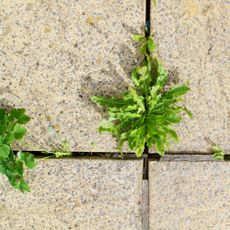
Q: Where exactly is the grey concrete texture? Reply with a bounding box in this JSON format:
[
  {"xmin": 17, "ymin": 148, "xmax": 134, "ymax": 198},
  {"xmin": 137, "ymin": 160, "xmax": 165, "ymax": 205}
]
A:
[
  {"xmin": 151, "ymin": 0, "xmax": 230, "ymax": 153},
  {"xmin": 0, "ymin": 0, "xmax": 144, "ymax": 152},
  {"xmin": 0, "ymin": 159, "xmax": 143, "ymax": 230},
  {"xmin": 149, "ymin": 160, "xmax": 230, "ymax": 229},
  {"xmin": 142, "ymin": 180, "xmax": 149, "ymax": 230}
]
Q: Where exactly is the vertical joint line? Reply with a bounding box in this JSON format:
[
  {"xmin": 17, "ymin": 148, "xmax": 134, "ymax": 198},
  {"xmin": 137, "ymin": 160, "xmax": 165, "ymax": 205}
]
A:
[
  {"xmin": 145, "ymin": 0, "xmax": 151, "ymax": 37},
  {"xmin": 143, "ymin": 0, "xmax": 151, "ymax": 180}
]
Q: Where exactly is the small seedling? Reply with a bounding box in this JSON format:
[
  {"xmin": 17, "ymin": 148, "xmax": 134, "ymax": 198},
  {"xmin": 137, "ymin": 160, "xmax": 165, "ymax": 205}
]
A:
[
  {"xmin": 43, "ymin": 140, "xmax": 72, "ymax": 158},
  {"xmin": 0, "ymin": 108, "xmax": 35, "ymax": 192},
  {"xmin": 92, "ymin": 34, "xmax": 192, "ymax": 157},
  {"xmin": 211, "ymin": 144, "xmax": 225, "ymax": 160}
]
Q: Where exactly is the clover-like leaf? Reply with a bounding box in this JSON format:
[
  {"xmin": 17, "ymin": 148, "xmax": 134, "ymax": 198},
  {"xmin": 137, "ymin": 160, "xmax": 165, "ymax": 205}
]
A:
[
  {"xmin": 0, "ymin": 107, "xmax": 34, "ymax": 192},
  {"xmin": 19, "ymin": 152, "xmax": 36, "ymax": 169},
  {"xmin": 13, "ymin": 125, "xmax": 27, "ymax": 140},
  {"xmin": 0, "ymin": 144, "xmax": 10, "ymax": 159}
]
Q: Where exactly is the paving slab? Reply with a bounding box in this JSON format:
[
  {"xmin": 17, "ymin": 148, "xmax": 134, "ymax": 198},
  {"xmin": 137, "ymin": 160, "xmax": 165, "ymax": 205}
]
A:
[
  {"xmin": 149, "ymin": 160, "xmax": 230, "ymax": 229},
  {"xmin": 0, "ymin": 159, "xmax": 143, "ymax": 230},
  {"xmin": 151, "ymin": 0, "xmax": 230, "ymax": 152},
  {"xmin": 0, "ymin": 0, "xmax": 144, "ymax": 152}
]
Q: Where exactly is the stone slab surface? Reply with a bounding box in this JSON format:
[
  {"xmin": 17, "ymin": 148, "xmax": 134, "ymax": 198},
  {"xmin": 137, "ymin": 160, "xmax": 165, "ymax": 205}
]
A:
[
  {"xmin": 142, "ymin": 180, "xmax": 149, "ymax": 230},
  {"xmin": 149, "ymin": 160, "xmax": 230, "ymax": 229},
  {"xmin": 0, "ymin": 0, "xmax": 144, "ymax": 151},
  {"xmin": 151, "ymin": 0, "xmax": 230, "ymax": 152},
  {"xmin": 0, "ymin": 159, "xmax": 143, "ymax": 230}
]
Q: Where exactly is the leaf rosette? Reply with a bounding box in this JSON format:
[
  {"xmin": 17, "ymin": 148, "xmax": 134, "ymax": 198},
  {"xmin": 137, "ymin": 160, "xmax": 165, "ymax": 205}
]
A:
[{"xmin": 92, "ymin": 35, "xmax": 192, "ymax": 157}]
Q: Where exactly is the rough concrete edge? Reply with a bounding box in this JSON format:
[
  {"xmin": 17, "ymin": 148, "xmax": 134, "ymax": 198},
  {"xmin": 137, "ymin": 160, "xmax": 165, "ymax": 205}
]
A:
[{"xmin": 149, "ymin": 154, "xmax": 230, "ymax": 162}]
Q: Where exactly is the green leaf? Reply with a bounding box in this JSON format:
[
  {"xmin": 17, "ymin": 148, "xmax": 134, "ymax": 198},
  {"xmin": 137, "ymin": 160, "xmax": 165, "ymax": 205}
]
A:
[
  {"xmin": 0, "ymin": 108, "xmax": 34, "ymax": 192},
  {"xmin": 13, "ymin": 125, "xmax": 27, "ymax": 140},
  {"xmin": 19, "ymin": 179, "xmax": 30, "ymax": 192},
  {"xmin": 137, "ymin": 66, "xmax": 148, "ymax": 76},
  {"xmin": 19, "ymin": 152, "xmax": 36, "ymax": 169},
  {"xmin": 212, "ymin": 145, "xmax": 224, "ymax": 161},
  {"xmin": 131, "ymin": 69, "xmax": 140, "ymax": 87},
  {"xmin": 140, "ymin": 43, "xmax": 147, "ymax": 54},
  {"xmin": 0, "ymin": 144, "xmax": 10, "ymax": 159},
  {"xmin": 0, "ymin": 109, "xmax": 6, "ymax": 120},
  {"xmin": 10, "ymin": 108, "xmax": 30, "ymax": 124},
  {"xmin": 147, "ymin": 37, "xmax": 156, "ymax": 52},
  {"xmin": 17, "ymin": 115, "xmax": 30, "ymax": 124},
  {"xmin": 183, "ymin": 107, "xmax": 193, "ymax": 119},
  {"xmin": 0, "ymin": 125, "xmax": 7, "ymax": 135},
  {"xmin": 129, "ymin": 88, "xmax": 145, "ymax": 113},
  {"xmin": 132, "ymin": 34, "xmax": 145, "ymax": 42},
  {"xmin": 156, "ymin": 63, "xmax": 168, "ymax": 88},
  {"xmin": 164, "ymin": 84, "xmax": 190, "ymax": 99},
  {"xmin": 25, "ymin": 154, "xmax": 36, "ymax": 169},
  {"xmin": 0, "ymin": 160, "xmax": 6, "ymax": 174},
  {"xmin": 15, "ymin": 159, "xmax": 24, "ymax": 176},
  {"xmin": 91, "ymin": 96, "xmax": 132, "ymax": 108}
]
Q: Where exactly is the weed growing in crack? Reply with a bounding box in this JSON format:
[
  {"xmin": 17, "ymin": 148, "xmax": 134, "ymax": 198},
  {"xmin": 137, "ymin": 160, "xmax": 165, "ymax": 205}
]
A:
[
  {"xmin": 92, "ymin": 34, "xmax": 192, "ymax": 157},
  {"xmin": 211, "ymin": 144, "xmax": 225, "ymax": 160},
  {"xmin": 42, "ymin": 140, "xmax": 72, "ymax": 158}
]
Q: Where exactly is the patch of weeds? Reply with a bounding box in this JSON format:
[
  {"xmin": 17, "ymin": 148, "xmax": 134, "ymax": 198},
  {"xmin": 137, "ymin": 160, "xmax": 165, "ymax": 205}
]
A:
[
  {"xmin": 0, "ymin": 108, "xmax": 36, "ymax": 192},
  {"xmin": 92, "ymin": 33, "xmax": 192, "ymax": 157}
]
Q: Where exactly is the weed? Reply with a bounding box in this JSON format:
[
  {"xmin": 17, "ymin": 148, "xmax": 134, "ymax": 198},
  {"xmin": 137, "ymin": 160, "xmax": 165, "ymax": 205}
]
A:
[
  {"xmin": 0, "ymin": 108, "xmax": 35, "ymax": 192},
  {"xmin": 92, "ymin": 34, "xmax": 192, "ymax": 157}
]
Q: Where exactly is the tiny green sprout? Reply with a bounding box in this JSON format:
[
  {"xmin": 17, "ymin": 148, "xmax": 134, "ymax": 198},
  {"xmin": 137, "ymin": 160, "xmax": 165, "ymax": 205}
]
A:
[
  {"xmin": 43, "ymin": 141, "xmax": 72, "ymax": 158},
  {"xmin": 211, "ymin": 144, "xmax": 225, "ymax": 160}
]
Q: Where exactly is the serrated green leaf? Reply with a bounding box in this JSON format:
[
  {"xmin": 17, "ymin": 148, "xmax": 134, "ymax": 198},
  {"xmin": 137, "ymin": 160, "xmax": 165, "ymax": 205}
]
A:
[
  {"xmin": 164, "ymin": 84, "xmax": 190, "ymax": 99},
  {"xmin": 91, "ymin": 96, "xmax": 132, "ymax": 108},
  {"xmin": 99, "ymin": 120, "xmax": 116, "ymax": 133},
  {"xmin": 129, "ymin": 88, "xmax": 145, "ymax": 113},
  {"xmin": 156, "ymin": 64, "xmax": 168, "ymax": 88}
]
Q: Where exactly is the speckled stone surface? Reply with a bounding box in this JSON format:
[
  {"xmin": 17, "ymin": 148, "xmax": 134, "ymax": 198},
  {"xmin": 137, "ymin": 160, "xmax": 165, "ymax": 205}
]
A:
[
  {"xmin": 151, "ymin": 0, "xmax": 230, "ymax": 152},
  {"xmin": 142, "ymin": 180, "xmax": 149, "ymax": 230},
  {"xmin": 0, "ymin": 159, "xmax": 143, "ymax": 230},
  {"xmin": 0, "ymin": 0, "xmax": 144, "ymax": 151},
  {"xmin": 149, "ymin": 161, "xmax": 230, "ymax": 229}
]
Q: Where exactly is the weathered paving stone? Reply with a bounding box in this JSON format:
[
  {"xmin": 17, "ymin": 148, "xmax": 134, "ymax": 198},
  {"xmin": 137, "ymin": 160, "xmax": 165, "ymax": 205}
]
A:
[
  {"xmin": 0, "ymin": 159, "xmax": 143, "ymax": 230},
  {"xmin": 151, "ymin": 0, "xmax": 230, "ymax": 152},
  {"xmin": 149, "ymin": 160, "xmax": 230, "ymax": 229},
  {"xmin": 0, "ymin": 0, "xmax": 144, "ymax": 151}
]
